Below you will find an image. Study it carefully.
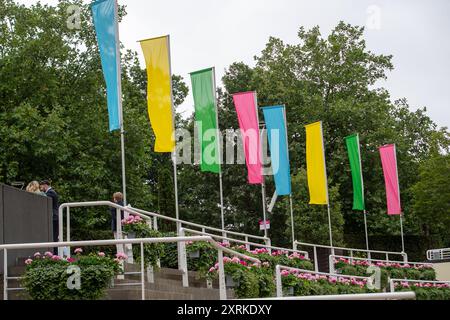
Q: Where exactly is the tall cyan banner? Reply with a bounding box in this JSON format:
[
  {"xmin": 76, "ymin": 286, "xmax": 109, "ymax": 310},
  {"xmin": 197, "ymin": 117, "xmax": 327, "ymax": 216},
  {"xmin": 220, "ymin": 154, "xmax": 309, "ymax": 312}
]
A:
[
  {"xmin": 262, "ymin": 106, "xmax": 291, "ymax": 195},
  {"xmin": 140, "ymin": 36, "xmax": 175, "ymax": 153},
  {"xmin": 190, "ymin": 68, "xmax": 220, "ymax": 173},
  {"xmin": 345, "ymin": 134, "xmax": 365, "ymax": 210},
  {"xmin": 91, "ymin": 0, "xmax": 120, "ymax": 131},
  {"xmin": 305, "ymin": 121, "xmax": 328, "ymax": 205},
  {"xmin": 379, "ymin": 144, "xmax": 402, "ymax": 215},
  {"xmin": 232, "ymin": 92, "xmax": 263, "ymax": 184}
]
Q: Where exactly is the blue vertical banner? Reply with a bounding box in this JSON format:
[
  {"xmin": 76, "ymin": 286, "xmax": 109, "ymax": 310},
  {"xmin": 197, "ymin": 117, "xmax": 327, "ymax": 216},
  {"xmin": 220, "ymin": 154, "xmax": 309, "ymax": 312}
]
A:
[
  {"xmin": 91, "ymin": 0, "xmax": 120, "ymax": 131},
  {"xmin": 262, "ymin": 105, "xmax": 291, "ymax": 195}
]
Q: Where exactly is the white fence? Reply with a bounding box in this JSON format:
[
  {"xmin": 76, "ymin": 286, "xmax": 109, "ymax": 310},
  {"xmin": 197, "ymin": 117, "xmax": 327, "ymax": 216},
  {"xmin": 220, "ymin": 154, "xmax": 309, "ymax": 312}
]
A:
[
  {"xmin": 426, "ymin": 248, "xmax": 450, "ymax": 261},
  {"xmin": 1, "ymin": 235, "xmax": 260, "ymax": 300}
]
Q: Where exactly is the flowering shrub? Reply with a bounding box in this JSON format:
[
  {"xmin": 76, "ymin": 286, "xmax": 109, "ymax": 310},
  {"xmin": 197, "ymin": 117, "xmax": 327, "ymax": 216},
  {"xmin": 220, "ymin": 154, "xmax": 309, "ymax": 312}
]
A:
[
  {"xmin": 186, "ymin": 241, "xmax": 217, "ymax": 276},
  {"xmin": 21, "ymin": 250, "xmax": 121, "ymax": 300},
  {"xmin": 334, "ymin": 257, "xmax": 436, "ymax": 289},
  {"xmin": 393, "ymin": 281, "xmax": 450, "ymax": 300},
  {"xmin": 280, "ymin": 269, "xmax": 377, "ymax": 296},
  {"xmin": 122, "ymin": 215, "xmax": 165, "ymax": 268}
]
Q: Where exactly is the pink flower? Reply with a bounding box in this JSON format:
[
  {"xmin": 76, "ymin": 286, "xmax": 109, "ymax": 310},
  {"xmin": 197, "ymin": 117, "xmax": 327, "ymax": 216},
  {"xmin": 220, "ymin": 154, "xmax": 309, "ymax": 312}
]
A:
[
  {"xmin": 214, "ymin": 263, "xmax": 219, "ymax": 269},
  {"xmin": 262, "ymin": 262, "xmax": 270, "ymax": 267},
  {"xmin": 98, "ymin": 252, "xmax": 105, "ymax": 257},
  {"xmin": 115, "ymin": 252, "xmax": 128, "ymax": 260},
  {"xmin": 231, "ymin": 257, "xmax": 240, "ymax": 264},
  {"xmin": 25, "ymin": 259, "xmax": 33, "ymax": 265},
  {"xmin": 52, "ymin": 255, "xmax": 61, "ymax": 261},
  {"xmin": 208, "ymin": 267, "xmax": 216, "ymax": 273},
  {"xmin": 44, "ymin": 251, "xmax": 53, "ymax": 258},
  {"xmin": 33, "ymin": 252, "xmax": 41, "ymax": 258},
  {"xmin": 74, "ymin": 248, "xmax": 83, "ymax": 254},
  {"xmin": 281, "ymin": 270, "xmax": 290, "ymax": 276},
  {"xmin": 67, "ymin": 257, "xmax": 75, "ymax": 263},
  {"xmin": 240, "ymin": 260, "xmax": 248, "ymax": 266}
]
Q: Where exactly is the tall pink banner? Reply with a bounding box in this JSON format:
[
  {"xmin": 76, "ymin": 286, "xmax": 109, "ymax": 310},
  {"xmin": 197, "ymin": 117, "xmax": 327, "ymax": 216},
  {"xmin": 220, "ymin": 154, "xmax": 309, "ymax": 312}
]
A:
[
  {"xmin": 232, "ymin": 91, "xmax": 263, "ymax": 184},
  {"xmin": 379, "ymin": 144, "xmax": 401, "ymax": 215}
]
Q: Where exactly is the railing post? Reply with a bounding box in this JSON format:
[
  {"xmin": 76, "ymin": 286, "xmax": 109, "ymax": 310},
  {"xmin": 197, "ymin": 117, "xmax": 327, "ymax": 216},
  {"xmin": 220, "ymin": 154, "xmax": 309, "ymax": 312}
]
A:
[
  {"xmin": 329, "ymin": 254, "xmax": 335, "ymax": 274},
  {"xmin": 3, "ymin": 249, "xmax": 7, "ymax": 300},
  {"xmin": 367, "ymin": 251, "xmax": 371, "ymax": 261},
  {"xmin": 218, "ymin": 249, "xmax": 226, "ymax": 300},
  {"xmin": 66, "ymin": 207, "xmax": 71, "ymax": 257},
  {"xmin": 389, "ymin": 279, "xmax": 395, "ymax": 293},
  {"xmin": 140, "ymin": 242, "xmax": 145, "ymax": 300},
  {"xmin": 153, "ymin": 216, "xmax": 158, "ymax": 231},
  {"xmin": 265, "ymin": 238, "xmax": 272, "ymax": 254},
  {"xmin": 350, "ymin": 250, "xmax": 353, "ymax": 264},
  {"xmin": 178, "ymin": 229, "xmax": 189, "ymax": 287},
  {"xmin": 245, "ymin": 236, "xmax": 250, "ymax": 251},
  {"xmin": 116, "ymin": 208, "xmax": 125, "ymax": 279},
  {"xmin": 314, "ymin": 246, "xmax": 319, "ymax": 272},
  {"xmin": 402, "ymin": 252, "xmax": 408, "ymax": 263},
  {"xmin": 385, "ymin": 252, "xmax": 389, "ymax": 262},
  {"xmin": 293, "ymin": 241, "xmax": 298, "ymax": 251},
  {"xmin": 58, "ymin": 206, "xmax": 64, "ymax": 257},
  {"xmin": 275, "ymin": 265, "xmax": 282, "ymax": 298}
]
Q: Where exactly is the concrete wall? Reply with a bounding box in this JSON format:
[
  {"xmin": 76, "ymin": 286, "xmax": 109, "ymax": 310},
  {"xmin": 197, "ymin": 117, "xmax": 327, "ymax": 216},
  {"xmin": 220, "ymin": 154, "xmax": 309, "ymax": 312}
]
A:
[
  {"xmin": 0, "ymin": 183, "xmax": 53, "ymax": 273},
  {"xmin": 433, "ymin": 261, "xmax": 450, "ymax": 281}
]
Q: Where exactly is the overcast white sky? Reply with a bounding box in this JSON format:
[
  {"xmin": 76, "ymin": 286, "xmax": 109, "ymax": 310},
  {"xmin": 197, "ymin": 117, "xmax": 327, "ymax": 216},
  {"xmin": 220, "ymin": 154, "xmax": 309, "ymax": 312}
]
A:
[{"xmin": 16, "ymin": 0, "xmax": 450, "ymax": 128}]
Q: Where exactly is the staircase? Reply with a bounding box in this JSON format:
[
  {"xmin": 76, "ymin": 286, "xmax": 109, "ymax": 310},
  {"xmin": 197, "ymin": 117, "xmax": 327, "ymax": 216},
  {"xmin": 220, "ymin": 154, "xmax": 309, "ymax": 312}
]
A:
[{"xmin": 0, "ymin": 260, "xmax": 235, "ymax": 300}]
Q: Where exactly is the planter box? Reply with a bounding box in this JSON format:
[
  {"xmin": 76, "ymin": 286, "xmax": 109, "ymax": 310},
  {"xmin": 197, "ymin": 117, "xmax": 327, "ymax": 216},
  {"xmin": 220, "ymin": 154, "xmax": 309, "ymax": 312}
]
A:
[
  {"xmin": 126, "ymin": 232, "xmax": 136, "ymax": 239},
  {"xmin": 226, "ymin": 274, "xmax": 239, "ymax": 287},
  {"xmin": 284, "ymin": 287, "xmax": 294, "ymax": 296},
  {"xmin": 188, "ymin": 250, "xmax": 200, "ymax": 258}
]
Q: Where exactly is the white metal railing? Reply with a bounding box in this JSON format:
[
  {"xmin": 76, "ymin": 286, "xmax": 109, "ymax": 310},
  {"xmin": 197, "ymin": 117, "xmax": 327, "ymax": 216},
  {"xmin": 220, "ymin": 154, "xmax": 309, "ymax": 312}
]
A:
[
  {"xmin": 389, "ymin": 278, "xmax": 450, "ymax": 293},
  {"xmin": 274, "ymin": 265, "xmax": 372, "ymax": 298},
  {"xmin": 426, "ymin": 248, "xmax": 450, "ymax": 261},
  {"xmin": 1, "ymin": 235, "xmax": 260, "ymax": 300},
  {"xmin": 58, "ymin": 201, "xmax": 270, "ymax": 256},
  {"xmin": 180, "ymin": 227, "xmax": 309, "ymax": 259},
  {"xmin": 294, "ymin": 240, "xmax": 408, "ymax": 271},
  {"xmin": 329, "ymin": 254, "xmax": 431, "ymax": 275},
  {"xmin": 245, "ymin": 291, "xmax": 416, "ymax": 300}
]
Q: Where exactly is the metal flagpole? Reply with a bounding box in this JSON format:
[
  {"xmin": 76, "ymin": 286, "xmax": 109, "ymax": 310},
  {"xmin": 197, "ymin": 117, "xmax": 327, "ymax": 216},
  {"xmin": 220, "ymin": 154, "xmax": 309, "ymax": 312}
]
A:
[
  {"xmin": 211, "ymin": 67, "xmax": 225, "ymax": 232},
  {"xmin": 356, "ymin": 133, "xmax": 370, "ymax": 254},
  {"xmin": 399, "ymin": 213, "xmax": 405, "ymax": 253},
  {"xmin": 320, "ymin": 121, "xmax": 333, "ymax": 249},
  {"xmin": 281, "ymin": 105, "xmax": 295, "ymax": 247},
  {"xmin": 393, "ymin": 144, "xmax": 405, "ymax": 253},
  {"xmin": 114, "ymin": 0, "xmax": 126, "ymax": 206},
  {"xmin": 166, "ymin": 35, "xmax": 180, "ymax": 229},
  {"xmin": 254, "ymin": 93, "xmax": 268, "ymax": 238}
]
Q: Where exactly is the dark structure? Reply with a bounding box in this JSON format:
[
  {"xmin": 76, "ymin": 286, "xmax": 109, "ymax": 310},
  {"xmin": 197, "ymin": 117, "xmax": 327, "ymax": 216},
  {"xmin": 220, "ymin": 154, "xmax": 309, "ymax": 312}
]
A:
[{"xmin": 0, "ymin": 183, "xmax": 53, "ymax": 274}]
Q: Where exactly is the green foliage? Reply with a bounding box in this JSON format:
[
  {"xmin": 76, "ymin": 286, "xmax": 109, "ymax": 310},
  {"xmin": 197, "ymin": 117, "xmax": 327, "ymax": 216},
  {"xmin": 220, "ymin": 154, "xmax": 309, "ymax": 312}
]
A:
[
  {"xmin": 186, "ymin": 241, "xmax": 217, "ymax": 277},
  {"xmin": 21, "ymin": 252, "xmax": 119, "ymax": 300},
  {"xmin": 396, "ymin": 285, "xmax": 450, "ymax": 300},
  {"xmin": 229, "ymin": 268, "xmax": 260, "ymax": 299},
  {"xmin": 122, "ymin": 220, "xmax": 165, "ymax": 268}
]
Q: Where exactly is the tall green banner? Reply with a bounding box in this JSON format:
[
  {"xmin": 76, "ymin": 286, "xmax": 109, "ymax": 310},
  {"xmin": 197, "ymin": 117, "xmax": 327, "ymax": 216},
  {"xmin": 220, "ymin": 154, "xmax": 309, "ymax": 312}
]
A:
[
  {"xmin": 190, "ymin": 68, "xmax": 220, "ymax": 173},
  {"xmin": 345, "ymin": 134, "xmax": 365, "ymax": 210}
]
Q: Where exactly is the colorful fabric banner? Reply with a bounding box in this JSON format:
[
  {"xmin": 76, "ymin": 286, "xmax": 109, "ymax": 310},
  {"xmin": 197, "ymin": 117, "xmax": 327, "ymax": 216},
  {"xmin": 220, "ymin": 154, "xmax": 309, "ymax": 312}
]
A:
[
  {"xmin": 345, "ymin": 134, "xmax": 365, "ymax": 210},
  {"xmin": 91, "ymin": 0, "xmax": 120, "ymax": 132},
  {"xmin": 190, "ymin": 68, "xmax": 220, "ymax": 173},
  {"xmin": 232, "ymin": 92, "xmax": 263, "ymax": 184},
  {"xmin": 305, "ymin": 121, "xmax": 328, "ymax": 205},
  {"xmin": 262, "ymin": 105, "xmax": 291, "ymax": 195},
  {"xmin": 379, "ymin": 144, "xmax": 402, "ymax": 215},
  {"xmin": 140, "ymin": 36, "xmax": 175, "ymax": 152}
]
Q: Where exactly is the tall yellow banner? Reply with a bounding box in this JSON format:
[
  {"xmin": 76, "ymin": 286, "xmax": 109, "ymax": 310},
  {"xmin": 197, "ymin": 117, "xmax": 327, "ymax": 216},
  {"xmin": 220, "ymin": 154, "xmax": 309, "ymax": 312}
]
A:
[
  {"xmin": 139, "ymin": 35, "xmax": 175, "ymax": 152},
  {"xmin": 305, "ymin": 121, "xmax": 328, "ymax": 205}
]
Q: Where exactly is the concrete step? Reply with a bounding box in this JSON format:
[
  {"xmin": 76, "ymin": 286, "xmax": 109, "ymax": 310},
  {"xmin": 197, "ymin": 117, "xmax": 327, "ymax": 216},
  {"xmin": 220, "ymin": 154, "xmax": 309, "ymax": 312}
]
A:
[{"xmin": 105, "ymin": 288, "xmax": 195, "ymax": 300}]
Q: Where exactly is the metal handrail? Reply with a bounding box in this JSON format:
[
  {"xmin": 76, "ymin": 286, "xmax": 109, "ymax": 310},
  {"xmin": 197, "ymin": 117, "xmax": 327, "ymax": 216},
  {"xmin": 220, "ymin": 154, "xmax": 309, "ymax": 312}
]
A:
[
  {"xmin": 181, "ymin": 227, "xmax": 309, "ymax": 259},
  {"xmin": 58, "ymin": 201, "xmax": 269, "ymax": 256},
  {"xmin": 329, "ymin": 254, "xmax": 432, "ymax": 274},
  {"xmin": 245, "ymin": 291, "xmax": 416, "ymax": 300},
  {"xmin": 426, "ymin": 248, "xmax": 450, "ymax": 261},
  {"xmin": 294, "ymin": 240, "xmax": 408, "ymax": 271},
  {"xmin": 130, "ymin": 206, "xmax": 268, "ymax": 242},
  {"xmin": 389, "ymin": 278, "xmax": 450, "ymax": 293},
  {"xmin": 274, "ymin": 265, "xmax": 372, "ymax": 298},
  {"xmin": 1, "ymin": 235, "xmax": 260, "ymax": 300}
]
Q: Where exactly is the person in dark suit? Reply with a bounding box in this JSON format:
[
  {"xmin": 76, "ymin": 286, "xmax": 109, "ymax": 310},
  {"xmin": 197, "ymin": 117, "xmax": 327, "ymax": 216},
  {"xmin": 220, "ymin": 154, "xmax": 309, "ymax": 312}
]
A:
[{"xmin": 39, "ymin": 180, "xmax": 59, "ymax": 254}]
